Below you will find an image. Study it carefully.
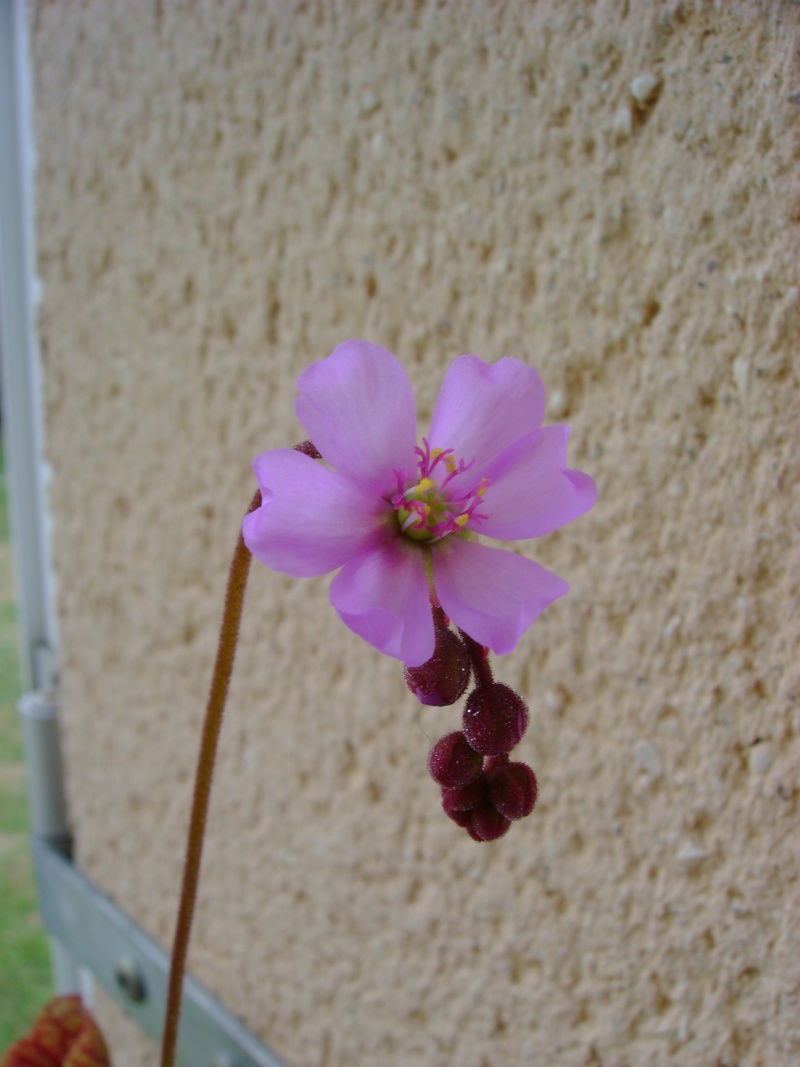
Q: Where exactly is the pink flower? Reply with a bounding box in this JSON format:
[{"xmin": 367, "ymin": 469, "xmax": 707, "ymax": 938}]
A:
[{"xmin": 243, "ymin": 340, "xmax": 596, "ymax": 667}]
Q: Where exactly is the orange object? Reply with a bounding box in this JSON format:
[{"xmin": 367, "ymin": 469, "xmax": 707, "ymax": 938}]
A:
[{"xmin": 1, "ymin": 996, "xmax": 111, "ymax": 1067}]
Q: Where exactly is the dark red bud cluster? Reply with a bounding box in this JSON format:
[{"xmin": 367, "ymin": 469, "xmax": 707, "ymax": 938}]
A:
[
  {"xmin": 422, "ymin": 635, "xmax": 538, "ymax": 841},
  {"xmin": 401, "ymin": 610, "xmax": 538, "ymax": 841},
  {"xmin": 436, "ymin": 751, "xmax": 537, "ymax": 841}
]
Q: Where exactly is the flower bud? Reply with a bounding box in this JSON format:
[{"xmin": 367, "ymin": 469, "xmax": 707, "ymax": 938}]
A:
[
  {"xmin": 466, "ymin": 804, "xmax": 511, "ymax": 842},
  {"xmin": 404, "ymin": 624, "xmax": 470, "ymax": 706},
  {"xmin": 462, "ymin": 683, "xmax": 529, "ymax": 755},
  {"xmin": 441, "ymin": 775, "xmax": 487, "ymax": 815},
  {"xmin": 428, "ymin": 731, "xmax": 483, "ymax": 789},
  {"xmin": 441, "ymin": 801, "xmax": 473, "ymax": 828},
  {"xmin": 487, "ymin": 760, "xmax": 538, "ymax": 820}
]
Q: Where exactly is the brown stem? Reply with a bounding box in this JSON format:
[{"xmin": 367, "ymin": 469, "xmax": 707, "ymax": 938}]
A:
[
  {"xmin": 160, "ymin": 490, "xmax": 261, "ymax": 1067},
  {"xmin": 458, "ymin": 629, "xmax": 494, "ymax": 688}
]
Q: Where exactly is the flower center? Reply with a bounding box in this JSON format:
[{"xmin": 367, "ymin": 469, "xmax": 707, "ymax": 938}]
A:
[{"xmin": 391, "ymin": 439, "xmax": 490, "ymax": 543}]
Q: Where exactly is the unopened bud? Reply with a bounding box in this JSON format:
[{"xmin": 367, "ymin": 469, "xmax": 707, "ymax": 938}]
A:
[
  {"xmin": 467, "ymin": 803, "xmax": 511, "ymax": 842},
  {"xmin": 404, "ymin": 624, "xmax": 470, "ymax": 706},
  {"xmin": 441, "ymin": 775, "xmax": 487, "ymax": 815},
  {"xmin": 462, "ymin": 683, "xmax": 529, "ymax": 755},
  {"xmin": 487, "ymin": 760, "xmax": 538, "ymax": 820},
  {"xmin": 428, "ymin": 731, "xmax": 483, "ymax": 789},
  {"xmin": 441, "ymin": 803, "xmax": 472, "ymax": 828}
]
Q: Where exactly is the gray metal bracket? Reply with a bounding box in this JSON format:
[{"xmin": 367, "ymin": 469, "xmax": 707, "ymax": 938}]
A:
[{"xmin": 32, "ymin": 838, "xmax": 290, "ymax": 1067}]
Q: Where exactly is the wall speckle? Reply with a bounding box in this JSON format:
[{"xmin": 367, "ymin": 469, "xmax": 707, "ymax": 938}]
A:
[{"xmin": 32, "ymin": 2, "xmax": 799, "ymax": 1066}]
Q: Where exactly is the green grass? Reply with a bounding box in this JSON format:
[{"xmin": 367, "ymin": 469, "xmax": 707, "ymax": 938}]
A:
[{"xmin": 0, "ymin": 447, "xmax": 53, "ymax": 1049}]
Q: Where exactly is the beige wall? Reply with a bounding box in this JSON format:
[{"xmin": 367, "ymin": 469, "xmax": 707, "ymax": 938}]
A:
[{"xmin": 32, "ymin": 2, "xmax": 799, "ymax": 1065}]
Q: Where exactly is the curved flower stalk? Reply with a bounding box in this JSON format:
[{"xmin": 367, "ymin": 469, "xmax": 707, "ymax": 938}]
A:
[
  {"xmin": 243, "ymin": 340, "xmax": 596, "ymax": 667},
  {"xmin": 159, "ymin": 343, "xmax": 595, "ymax": 1067}
]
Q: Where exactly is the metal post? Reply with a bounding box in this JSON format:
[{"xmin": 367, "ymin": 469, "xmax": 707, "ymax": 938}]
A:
[
  {"xmin": 0, "ymin": 0, "xmax": 80, "ymax": 994},
  {"xmin": 0, "ymin": 0, "xmax": 59, "ymax": 695},
  {"xmin": 18, "ymin": 692, "xmax": 71, "ymax": 854},
  {"xmin": 19, "ymin": 691, "xmax": 82, "ymax": 992}
]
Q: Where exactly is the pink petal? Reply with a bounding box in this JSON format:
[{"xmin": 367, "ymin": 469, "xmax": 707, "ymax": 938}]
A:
[
  {"xmin": 242, "ymin": 449, "xmax": 390, "ymax": 577},
  {"xmin": 329, "ymin": 541, "xmax": 434, "ymax": 666},
  {"xmin": 478, "ymin": 426, "xmax": 597, "ymax": 540},
  {"xmin": 432, "ymin": 540, "xmax": 568, "ymax": 655},
  {"xmin": 295, "ymin": 340, "xmax": 417, "ymax": 493},
  {"xmin": 429, "ymin": 356, "xmax": 546, "ymax": 476}
]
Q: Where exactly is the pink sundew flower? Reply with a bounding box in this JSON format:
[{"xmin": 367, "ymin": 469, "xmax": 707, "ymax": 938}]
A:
[{"xmin": 243, "ymin": 340, "xmax": 596, "ymax": 667}]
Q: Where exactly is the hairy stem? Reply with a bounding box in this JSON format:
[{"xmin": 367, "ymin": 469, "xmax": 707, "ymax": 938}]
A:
[
  {"xmin": 458, "ymin": 629, "xmax": 494, "ymax": 688},
  {"xmin": 160, "ymin": 490, "xmax": 261, "ymax": 1067}
]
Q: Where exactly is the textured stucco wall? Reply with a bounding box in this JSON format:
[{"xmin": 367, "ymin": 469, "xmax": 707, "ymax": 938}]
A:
[{"xmin": 32, "ymin": 2, "xmax": 799, "ymax": 1065}]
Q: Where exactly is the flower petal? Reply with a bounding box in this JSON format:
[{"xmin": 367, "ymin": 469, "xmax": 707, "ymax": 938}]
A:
[
  {"xmin": 432, "ymin": 540, "xmax": 568, "ymax": 655},
  {"xmin": 478, "ymin": 425, "xmax": 597, "ymax": 540},
  {"xmin": 429, "ymin": 355, "xmax": 546, "ymax": 475},
  {"xmin": 329, "ymin": 541, "xmax": 434, "ymax": 666},
  {"xmin": 295, "ymin": 340, "xmax": 417, "ymax": 492},
  {"xmin": 242, "ymin": 449, "xmax": 390, "ymax": 577}
]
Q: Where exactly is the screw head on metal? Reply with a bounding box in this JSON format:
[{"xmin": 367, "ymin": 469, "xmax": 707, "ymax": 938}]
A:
[{"xmin": 114, "ymin": 955, "xmax": 147, "ymax": 1002}]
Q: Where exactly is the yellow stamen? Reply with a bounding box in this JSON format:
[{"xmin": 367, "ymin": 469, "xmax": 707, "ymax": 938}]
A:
[
  {"xmin": 454, "ymin": 513, "xmax": 469, "ymax": 528},
  {"xmin": 417, "ymin": 477, "xmax": 436, "ymax": 493}
]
